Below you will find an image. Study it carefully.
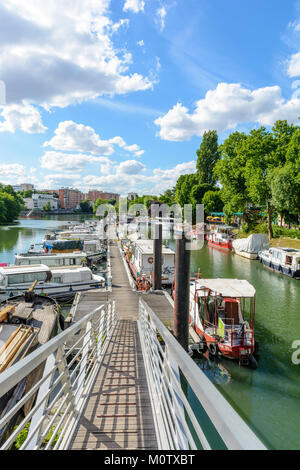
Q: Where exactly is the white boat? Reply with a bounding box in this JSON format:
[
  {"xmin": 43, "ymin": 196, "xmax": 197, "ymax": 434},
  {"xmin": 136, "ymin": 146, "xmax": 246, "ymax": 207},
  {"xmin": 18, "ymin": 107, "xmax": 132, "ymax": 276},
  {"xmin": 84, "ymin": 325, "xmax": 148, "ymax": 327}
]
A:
[
  {"xmin": 124, "ymin": 239, "xmax": 175, "ymax": 287},
  {"xmin": 258, "ymin": 247, "xmax": 300, "ymax": 279},
  {"xmin": 232, "ymin": 234, "xmax": 269, "ymax": 260},
  {"xmin": 0, "ymin": 265, "xmax": 105, "ymax": 301},
  {"xmin": 15, "ymin": 251, "xmax": 88, "ymax": 267}
]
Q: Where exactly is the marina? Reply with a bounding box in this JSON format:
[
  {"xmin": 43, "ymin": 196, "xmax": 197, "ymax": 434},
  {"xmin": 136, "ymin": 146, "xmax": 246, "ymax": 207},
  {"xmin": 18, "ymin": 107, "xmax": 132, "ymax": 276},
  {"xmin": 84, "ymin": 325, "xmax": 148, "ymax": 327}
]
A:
[{"xmin": 0, "ymin": 216, "xmax": 299, "ymax": 450}]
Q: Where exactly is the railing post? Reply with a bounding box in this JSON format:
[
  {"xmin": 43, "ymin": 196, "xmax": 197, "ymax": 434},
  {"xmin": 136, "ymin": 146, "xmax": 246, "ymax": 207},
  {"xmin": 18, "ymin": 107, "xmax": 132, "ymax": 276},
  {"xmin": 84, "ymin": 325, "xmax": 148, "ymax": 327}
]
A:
[{"xmin": 24, "ymin": 352, "xmax": 57, "ymax": 450}]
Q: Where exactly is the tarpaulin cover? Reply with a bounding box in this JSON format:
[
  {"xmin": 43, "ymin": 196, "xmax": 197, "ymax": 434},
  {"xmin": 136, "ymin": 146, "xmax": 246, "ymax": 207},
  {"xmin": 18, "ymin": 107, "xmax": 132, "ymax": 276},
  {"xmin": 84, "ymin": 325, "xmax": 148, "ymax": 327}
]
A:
[
  {"xmin": 232, "ymin": 234, "xmax": 269, "ymax": 254},
  {"xmin": 44, "ymin": 240, "xmax": 83, "ymax": 251}
]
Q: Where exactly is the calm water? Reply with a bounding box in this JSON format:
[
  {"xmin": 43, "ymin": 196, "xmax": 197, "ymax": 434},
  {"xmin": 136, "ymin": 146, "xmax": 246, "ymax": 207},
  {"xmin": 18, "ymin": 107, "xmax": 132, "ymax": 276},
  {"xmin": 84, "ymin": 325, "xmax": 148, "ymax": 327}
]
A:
[
  {"xmin": 185, "ymin": 242, "xmax": 300, "ymax": 450},
  {"xmin": 1, "ymin": 218, "xmax": 300, "ymax": 449}
]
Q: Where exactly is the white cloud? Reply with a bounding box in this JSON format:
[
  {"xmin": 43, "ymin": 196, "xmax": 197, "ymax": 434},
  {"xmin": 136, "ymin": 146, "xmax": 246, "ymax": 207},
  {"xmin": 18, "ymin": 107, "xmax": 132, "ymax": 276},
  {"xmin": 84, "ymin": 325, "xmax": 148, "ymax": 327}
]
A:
[
  {"xmin": 118, "ymin": 159, "xmax": 145, "ymax": 174},
  {"xmin": 43, "ymin": 121, "xmax": 114, "ymax": 155},
  {"xmin": 44, "ymin": 121, "xmax": 145, "ymax": 158},
  {"xmin": 123, "ymin": 0, "xmax": 145, "ymax": 14},
  {"xmin": 155, "ymin": 83, "xmax": 300, "ymax": 141},
  {"xmin": 156, "ymin": 6, "xmax": 167, "ymax": 31},
  {"xmin": 0, "ymin": 1, "xmax": 153, "ymax": 111},
  {"xmin": 40, "ymin": 151, "xmax": 110, "ymax": 172},
  {"xmin": 0, "ymin": 102, "xmax": 47, "ymax": 133},
  {"xmin": 0, "ymin": 163, "xmax": 26, "ymax": 177},
  {"xmin": 287, "ymin": 52, "xmax": 300, "ymax": 77},
  {"xmin": 137, "ymin": 40, "xmax": 144, "ymax": 47}
]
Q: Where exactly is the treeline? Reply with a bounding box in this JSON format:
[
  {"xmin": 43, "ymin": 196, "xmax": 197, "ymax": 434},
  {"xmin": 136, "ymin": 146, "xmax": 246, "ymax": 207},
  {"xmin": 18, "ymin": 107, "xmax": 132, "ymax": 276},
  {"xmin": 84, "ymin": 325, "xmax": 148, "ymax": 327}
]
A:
[
  {"xmin": 0, "ymin": 185, "xmax": 23, "ymax": 223},
  {"xmin": 159, "ymin": 120, "xmax": 299, "ymax": 239}
]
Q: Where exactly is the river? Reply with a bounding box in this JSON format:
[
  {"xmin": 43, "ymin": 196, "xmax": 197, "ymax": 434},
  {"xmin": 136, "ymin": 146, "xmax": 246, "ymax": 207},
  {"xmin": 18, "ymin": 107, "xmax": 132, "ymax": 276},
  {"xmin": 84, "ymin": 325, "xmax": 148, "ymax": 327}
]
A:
[{"xmin": 0, "ymin": 216, "xmax": 300, "ymax": 449}]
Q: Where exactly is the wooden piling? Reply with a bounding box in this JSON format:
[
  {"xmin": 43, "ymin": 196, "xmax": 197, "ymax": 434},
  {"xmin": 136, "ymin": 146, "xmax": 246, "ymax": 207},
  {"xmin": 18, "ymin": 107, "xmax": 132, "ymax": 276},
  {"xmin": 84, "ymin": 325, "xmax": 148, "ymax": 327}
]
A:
[
  {"xmin": 174, "ymin": 234, "xmax": 191, "ymax": 351},
  {"xmin": 153, "ymin": 222, "xmax": 162, "ymax": 290}
]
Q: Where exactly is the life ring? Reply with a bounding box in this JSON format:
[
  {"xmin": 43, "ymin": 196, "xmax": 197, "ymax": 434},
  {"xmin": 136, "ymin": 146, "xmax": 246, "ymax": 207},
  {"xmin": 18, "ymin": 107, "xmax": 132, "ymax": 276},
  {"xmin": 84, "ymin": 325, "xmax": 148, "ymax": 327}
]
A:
[
  {"xmin": 148, "ymin": 257, "xmax": 154, "ymax": 264},
  {"xmin": 138, "ymin": 279, "xmax": 151, "ymax": 292},
  {"xmin": 208, "ymin": 342, "xmax": 218, "ymax": 357}
]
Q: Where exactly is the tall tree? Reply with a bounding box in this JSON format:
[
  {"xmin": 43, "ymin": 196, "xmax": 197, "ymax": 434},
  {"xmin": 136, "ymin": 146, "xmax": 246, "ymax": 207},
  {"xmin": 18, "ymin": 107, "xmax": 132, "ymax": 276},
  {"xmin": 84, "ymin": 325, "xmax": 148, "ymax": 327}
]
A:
[
  {"xmin": 214, "ymin": 131, "xmax": 248, "ymax": 215},
  {"xmin": 196, "ymin": 130, "xmax": 220, "ymax": 185}
]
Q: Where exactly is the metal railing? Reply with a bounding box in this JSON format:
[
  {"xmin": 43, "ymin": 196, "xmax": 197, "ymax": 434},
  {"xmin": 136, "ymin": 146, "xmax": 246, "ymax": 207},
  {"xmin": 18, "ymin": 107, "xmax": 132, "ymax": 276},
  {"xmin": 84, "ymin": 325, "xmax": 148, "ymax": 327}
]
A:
[
  {"xmin": 0, "ymin": 300, "xmax": 117, "ymax": 450},
  {"xmin": 138, "ymin": 298, "xmax": 266, "ymax": 450}
]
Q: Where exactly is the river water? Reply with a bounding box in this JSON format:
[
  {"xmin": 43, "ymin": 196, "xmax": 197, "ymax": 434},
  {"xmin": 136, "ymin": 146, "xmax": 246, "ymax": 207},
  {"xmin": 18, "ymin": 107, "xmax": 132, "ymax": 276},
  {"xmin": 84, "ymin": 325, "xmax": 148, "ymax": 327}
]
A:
[{"xmin": 0, "ymin": 217, "xmax": 300, "ymax": 449}]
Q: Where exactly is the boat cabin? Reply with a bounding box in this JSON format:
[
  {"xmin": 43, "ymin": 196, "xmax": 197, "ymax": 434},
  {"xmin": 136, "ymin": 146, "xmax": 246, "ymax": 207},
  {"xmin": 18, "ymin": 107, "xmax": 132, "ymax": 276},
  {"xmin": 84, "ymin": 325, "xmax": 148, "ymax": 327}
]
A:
[
  {"xmin": 0, "ymin": 265, "xmax": 51, "ymax": 288},
  {"xmin": 15, "ymin": 252, "xmax": 87, "ymax": 267},
  {"xmin": 127, "ymin": 240, "xmax": 175, "ymax": 285}
]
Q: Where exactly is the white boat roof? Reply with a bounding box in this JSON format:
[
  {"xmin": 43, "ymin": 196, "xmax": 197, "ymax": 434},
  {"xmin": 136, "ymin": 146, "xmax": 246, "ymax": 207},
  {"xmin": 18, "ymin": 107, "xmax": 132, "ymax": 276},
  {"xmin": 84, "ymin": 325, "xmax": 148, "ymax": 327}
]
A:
[
  {"xmin": 271, "ymin": 247, "xmax": 300, "ymax": 255},
  {"xmin": 51, "ymin": 266, "xmax": 92, "ymax": 274},
  {"xmin": 134, "ymin": 240, "xmax": 175, "ymax": 255},
  {"xmin": 195, "ymin": 279, "xmax": 256, "ymax": 298},
  {"xmin": 16, "ymin": 251, "xmax": 87, "ymax": 259},
  {"xmin": 0, "ymin": 264, "xmax": 50, "ymax": 274}
]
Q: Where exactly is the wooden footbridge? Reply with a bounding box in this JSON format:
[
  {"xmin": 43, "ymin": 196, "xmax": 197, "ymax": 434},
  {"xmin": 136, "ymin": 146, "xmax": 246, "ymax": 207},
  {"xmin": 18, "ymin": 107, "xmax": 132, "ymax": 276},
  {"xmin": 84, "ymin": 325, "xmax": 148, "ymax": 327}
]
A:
[{"xmin": 0, "ymin": 241, "xmax": 266, "ymax": 451}]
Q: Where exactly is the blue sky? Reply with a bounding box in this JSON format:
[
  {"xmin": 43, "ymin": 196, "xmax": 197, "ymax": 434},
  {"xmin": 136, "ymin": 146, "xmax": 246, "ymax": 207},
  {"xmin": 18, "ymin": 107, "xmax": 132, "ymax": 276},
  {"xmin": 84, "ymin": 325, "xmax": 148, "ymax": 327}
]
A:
[{"xmin": 0, "ymin": 0, "xmax": 300, "ymax": 196}]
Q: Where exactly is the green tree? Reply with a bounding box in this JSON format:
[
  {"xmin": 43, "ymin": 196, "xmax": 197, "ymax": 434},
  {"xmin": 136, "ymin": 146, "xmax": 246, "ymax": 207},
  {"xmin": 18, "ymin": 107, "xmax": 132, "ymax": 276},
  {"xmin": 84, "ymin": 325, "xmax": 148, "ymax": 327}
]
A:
[
  {"xmin": 175, "ymin": 174, "xmax": 198, "ymax": 206},
  {"xmin": 190, "ymin": 183, "xmax": 215, "ymax": 206},
  {"xmin": 196, "ymin": 130, "xmax": 220, "ymax": 185},
  {"xmin": 214, "ymin": 131, "xmax": 248, "ymax": 216},
  {"xmin": 202, "ymin": 190, "xmax": 223, "ymax": 214},
  {"xmin": 80, "ymin": 200, "xmax": 92, "ymax": 213}
]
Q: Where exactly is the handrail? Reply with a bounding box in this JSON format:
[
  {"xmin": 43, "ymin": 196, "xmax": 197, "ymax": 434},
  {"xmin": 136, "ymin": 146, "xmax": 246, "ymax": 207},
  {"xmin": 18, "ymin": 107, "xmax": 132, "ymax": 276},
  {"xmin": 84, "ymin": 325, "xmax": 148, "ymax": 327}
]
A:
[
  {"xmin": 138, "ymin": 298, "xmax": 266, "ymax": 450},
  {"xmin": 0, "ymin": 299, "xmax": 117, "ymax": 450}
]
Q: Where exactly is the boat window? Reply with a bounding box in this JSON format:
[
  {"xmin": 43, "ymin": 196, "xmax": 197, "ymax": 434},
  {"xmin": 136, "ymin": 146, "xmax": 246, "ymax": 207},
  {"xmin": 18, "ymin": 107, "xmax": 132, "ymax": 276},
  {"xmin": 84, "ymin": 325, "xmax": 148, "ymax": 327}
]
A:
[
  {"xmin": 7, "ymin": 271, "xmax": 48, "ymax": 285},
  {"xmin": 53, "ymin": 276, "xmax": 62, "ymax": 283},
  {"xmin": 286, "ymin": 256, "xmax": 292, "ymax": 265}
]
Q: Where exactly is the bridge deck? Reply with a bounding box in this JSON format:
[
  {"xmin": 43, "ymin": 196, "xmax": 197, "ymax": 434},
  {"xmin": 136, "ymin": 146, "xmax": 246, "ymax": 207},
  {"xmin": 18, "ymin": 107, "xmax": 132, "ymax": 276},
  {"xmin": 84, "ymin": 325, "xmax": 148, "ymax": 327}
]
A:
[{"xmin": 68, "ymin": 242, "xmax": 158, "ymax": 450}]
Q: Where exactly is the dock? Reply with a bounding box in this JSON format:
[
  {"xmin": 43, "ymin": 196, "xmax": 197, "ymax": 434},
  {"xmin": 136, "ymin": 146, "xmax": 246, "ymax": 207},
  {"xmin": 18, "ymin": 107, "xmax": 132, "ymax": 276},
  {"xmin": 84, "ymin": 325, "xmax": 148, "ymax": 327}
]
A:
[
  {"xmin": 0, "ymin": 237, "xmax": 266, "ymax": 451},
  {"xmin": 68, "ymin": 241, "xmax": 158, "ymax": 450}
]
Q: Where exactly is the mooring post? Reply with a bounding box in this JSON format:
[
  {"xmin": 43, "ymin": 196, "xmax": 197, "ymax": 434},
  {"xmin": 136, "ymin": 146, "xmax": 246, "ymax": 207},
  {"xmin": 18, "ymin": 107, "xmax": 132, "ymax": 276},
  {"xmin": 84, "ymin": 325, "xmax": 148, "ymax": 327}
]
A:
[
  {"xmin": 174, "ymin": 233, "xmax": 191, "ymax": 351},
  {"xmin": 153, "ymin": 222, "xmax": 162, "ymax": 290}
]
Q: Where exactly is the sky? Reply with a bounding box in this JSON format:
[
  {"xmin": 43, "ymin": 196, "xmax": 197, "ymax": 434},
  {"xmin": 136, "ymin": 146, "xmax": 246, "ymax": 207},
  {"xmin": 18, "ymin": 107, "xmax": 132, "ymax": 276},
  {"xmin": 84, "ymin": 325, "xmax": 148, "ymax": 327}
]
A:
[{"xmin": 0, "ymin": 0, "xmax": 300, "ymax": 197}]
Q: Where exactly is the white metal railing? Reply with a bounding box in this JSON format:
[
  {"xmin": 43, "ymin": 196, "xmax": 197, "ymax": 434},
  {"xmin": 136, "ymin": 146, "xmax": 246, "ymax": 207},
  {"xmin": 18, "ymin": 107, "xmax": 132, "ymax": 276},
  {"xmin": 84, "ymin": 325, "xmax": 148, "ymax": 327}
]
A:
[
  {"xmin": 0, "ymin": 300, "xmax": 117, "ymax": 450},
  {"xmin": 138, "ymin": 298, "xmax": 266, "ymax": 451}
]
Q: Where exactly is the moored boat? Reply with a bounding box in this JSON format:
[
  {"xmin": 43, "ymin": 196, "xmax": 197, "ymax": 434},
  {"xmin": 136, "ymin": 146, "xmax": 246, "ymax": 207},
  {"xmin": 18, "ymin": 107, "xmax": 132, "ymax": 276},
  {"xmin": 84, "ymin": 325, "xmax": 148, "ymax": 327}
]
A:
[
  {"xmin": 232, "ymin": 234, "xmax": 269, "ymax": 260},
  {"xmin": 124, "ymin": 239, "xmax": 175, "ymax": 288},
  {"xmin": 0, "ymin": 289, "xmax": 60, "ymax": 443},
  {"xmin": 207, "ymin": 225, "xmax": 235, "ymax": 250},
  {"xmin": 189, "ymin": 278, "xmax": 257, "ymax": 367},
  {"xmin": 0, "ymin": 264, "xmax": 105, "ymax": 302},
  {"xmin": 258, "ymin": 247, "xmax": 300, "ymax": 279}
]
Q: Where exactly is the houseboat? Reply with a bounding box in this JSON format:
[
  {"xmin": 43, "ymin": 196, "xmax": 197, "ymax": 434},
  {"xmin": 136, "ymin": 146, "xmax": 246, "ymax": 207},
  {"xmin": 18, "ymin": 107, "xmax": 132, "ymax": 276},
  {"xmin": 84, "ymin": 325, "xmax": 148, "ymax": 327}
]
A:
[
  {"xmin": 189, "ymin": 278, "xmax": 257, "ymax": 367},
  {"xmin": 0, "ymin": 289, "xmax": 59, "ymax": 443},
  {"xmin": 125, "ymin": 239, "xmax": 175, "ymax": 288},
  {"xmin": 232, "ymin": 234, "xmax": 269, "ymax": 260},
  {"xmin": 207, "ymin": 225, "xmax": 235, "ymax": 250},
  {"xmin": 15, "ymin": 251, "xmax": 88, "ymax": 267},
  {"xmin": 0, "ymin": 264, "xmax": 105, "ymax": 301},
  {"xmin": 258, "ymin": 247, "xmax": 300, "ymax": 279}
]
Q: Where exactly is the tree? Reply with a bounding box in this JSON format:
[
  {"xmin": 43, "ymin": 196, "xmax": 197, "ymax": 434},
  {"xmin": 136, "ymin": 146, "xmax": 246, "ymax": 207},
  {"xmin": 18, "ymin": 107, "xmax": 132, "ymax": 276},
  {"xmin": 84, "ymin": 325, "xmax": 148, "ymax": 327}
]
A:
[
  {"xmin": 190, "ymin": 183, "xmax": 215, "ymax": 206},
  {"xmin": 202, "ymin": 190, "xmax": 223, "ymax": 214},
  {"xmin": 43, "ymin": 201, "xmax": 51, "ymax": 212},
  {"xmin": 242, "ymin": 127, "xmax": 276, "ymax": 239},
  {"xmin": 175, "ymin": 174, "xmax": 198, "ymax": 206},
  {"xmin": 196, "ymin": 130, "xmax": 220, "ymax": 185},
  {"xmin": 214, "ymin": 131, "xmax": 248, "ymax": 215},
  {"xmin": 80, "ymin": 200, "xmax": 92, "ymax": 213}
]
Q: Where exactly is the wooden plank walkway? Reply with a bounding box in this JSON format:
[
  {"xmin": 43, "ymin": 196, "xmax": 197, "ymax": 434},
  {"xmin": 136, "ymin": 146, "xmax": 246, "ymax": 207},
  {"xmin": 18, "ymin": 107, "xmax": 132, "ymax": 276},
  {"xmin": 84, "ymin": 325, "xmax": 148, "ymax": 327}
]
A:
[{"xmin": 68, "ymin": 241, "xmax": 158, "ymax": 450}]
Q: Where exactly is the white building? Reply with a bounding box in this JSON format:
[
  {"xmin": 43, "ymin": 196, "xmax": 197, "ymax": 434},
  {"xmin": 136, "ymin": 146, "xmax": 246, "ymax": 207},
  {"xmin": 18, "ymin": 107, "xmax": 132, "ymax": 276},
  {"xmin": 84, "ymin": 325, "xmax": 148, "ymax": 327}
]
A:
[{"xmin": 25, "ymin": 193, "xmax": 59, "ymax": 211}]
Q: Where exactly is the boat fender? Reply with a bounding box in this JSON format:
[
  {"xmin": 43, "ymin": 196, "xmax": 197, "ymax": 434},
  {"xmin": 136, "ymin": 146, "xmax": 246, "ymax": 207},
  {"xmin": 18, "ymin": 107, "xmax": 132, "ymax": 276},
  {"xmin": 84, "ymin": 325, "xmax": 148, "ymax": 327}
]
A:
[
  {"xmin": 249, "ymin": 354, "xmax": 258, "ymax": 369},
  {"xmin": 208, "ymin": 342, "xmax": 218, "ymax": 357},
  {"xmin": 59, "ymin": 314, "xmax": 65, "ymax": 331}
]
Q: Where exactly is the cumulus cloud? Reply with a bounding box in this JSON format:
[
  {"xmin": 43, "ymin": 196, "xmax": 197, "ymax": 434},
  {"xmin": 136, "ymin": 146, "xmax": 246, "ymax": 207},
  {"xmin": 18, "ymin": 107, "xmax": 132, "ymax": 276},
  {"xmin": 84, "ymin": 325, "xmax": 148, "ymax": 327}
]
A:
[
  {"xmin": 118, "ymin": 159, "xmax": 145, "ymax": 174},
  {"xmin": 43, "ymin": 121, "xmax": 114, "ymax": 155},
  {"xmin": 123, "ymin": 0, "xmax": 145, "ymax": 13},
  {"xmin": 40, "ymin": 151, "xmax": 111, "ymax": 172},
  {"xmin": 287, "ymin": 52, "xmax": 300, "ymax": 77},
  {"xmin": 155, "ymin": 83, "xmax": 300, "ymax": 141},
  {"xmin": 44, "ymin": 121, "xmax": 145, "ymax": 158},
  {"xmin": 0, "ymin": 103, "xmax": 47, "ymax": 133},
  {"xmin": 0, "ymin": 1, "xmax": 153, "ymax": 111}
]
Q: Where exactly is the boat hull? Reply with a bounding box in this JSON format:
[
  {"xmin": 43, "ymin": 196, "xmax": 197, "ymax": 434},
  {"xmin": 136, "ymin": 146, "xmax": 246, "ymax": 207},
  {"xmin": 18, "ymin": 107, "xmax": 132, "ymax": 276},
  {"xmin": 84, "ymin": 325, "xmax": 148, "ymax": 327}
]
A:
[
  {"xmin": 207, "ymin": 239, "xmax": 232, "ymax": 250},
  {"xmin": 259, "ymin": 257, "xmax": 300, "ymax": 279}
]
